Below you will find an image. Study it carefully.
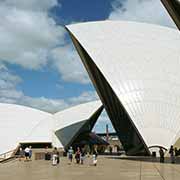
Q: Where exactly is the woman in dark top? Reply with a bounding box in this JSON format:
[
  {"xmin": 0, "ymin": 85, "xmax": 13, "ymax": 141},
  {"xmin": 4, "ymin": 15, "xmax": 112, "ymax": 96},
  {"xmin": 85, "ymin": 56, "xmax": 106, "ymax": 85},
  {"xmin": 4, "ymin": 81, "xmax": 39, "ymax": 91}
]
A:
[{"xmin": 75, "ymin": 147, "xmax": 81, "ymax": 164}]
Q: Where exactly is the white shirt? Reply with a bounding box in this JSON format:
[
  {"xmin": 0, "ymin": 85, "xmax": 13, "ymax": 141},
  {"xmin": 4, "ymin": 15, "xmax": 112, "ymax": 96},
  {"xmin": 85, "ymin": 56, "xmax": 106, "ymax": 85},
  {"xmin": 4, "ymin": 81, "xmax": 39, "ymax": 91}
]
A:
[{"xmin": 24, "ymin": 147, "xmax": 30, "ymax": 153}]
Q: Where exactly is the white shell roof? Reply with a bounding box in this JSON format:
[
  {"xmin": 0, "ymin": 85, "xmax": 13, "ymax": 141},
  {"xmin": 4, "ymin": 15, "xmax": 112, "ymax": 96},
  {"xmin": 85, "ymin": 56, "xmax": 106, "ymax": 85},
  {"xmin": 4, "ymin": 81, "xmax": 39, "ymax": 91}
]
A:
[
  {"xmin": 67, "ymin": 20, "xmax": 180, "ymax": 149},
  {"xmin": 0, "ymin": 101, "xmax": 102, "ymax": 154},
  {"xmin": 0, "ymin": 103, "xmax": 53, "ymax": 154},
  {"xmin": 54, "ymin": 100, "xmax": 102, "ymax": 131}
]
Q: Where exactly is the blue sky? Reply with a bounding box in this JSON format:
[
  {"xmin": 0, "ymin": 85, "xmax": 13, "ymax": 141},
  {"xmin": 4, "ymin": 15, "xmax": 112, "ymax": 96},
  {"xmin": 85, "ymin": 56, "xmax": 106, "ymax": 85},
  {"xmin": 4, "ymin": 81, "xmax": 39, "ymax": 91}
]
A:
[
  {"xmin": 14, "ymin": 0, "xmax": 113, "ymax": 99},
  {"xmin": 0, "ymin": 0, "xmax": 175, "ymax": 132}
]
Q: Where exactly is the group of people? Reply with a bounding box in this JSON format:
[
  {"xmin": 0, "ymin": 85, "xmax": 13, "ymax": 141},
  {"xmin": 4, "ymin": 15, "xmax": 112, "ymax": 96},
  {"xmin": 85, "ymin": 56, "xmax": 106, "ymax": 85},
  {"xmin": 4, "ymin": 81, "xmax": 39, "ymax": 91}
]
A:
[
  {"xmin": 44, "ymin": 146, "xmax": 98, "ymax": 166},
  {"xmin": 67, "ymin": 146, "xmax": 98, "ymax": 166},
  {"xmin": 18, "ymin": 146, "xmax": 32, "ymax": 161},
  {"xmin": 159, "ymin": 145, "xmax": 178, "ymax": 164},
  {"xmin": 18, "ymin": 145, "xmax": 98, "ymax": 166},
  {"xmin": 18, "ymin": 145, "xmax": 180, "ymax": 166}
]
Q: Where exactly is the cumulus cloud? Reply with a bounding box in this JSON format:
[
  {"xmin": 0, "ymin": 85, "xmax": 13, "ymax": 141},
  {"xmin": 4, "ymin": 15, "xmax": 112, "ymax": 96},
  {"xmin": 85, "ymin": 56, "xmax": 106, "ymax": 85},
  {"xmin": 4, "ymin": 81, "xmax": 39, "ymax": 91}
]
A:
[
  {"xmin": 0, "ymin": 63, "xmax": 22, "ymax": 91},
  {"xmin": 51, "ymin": 45, "xmax": 90, "ymax": 84},
  {"xmin": 0, "ymin": 0, "xmax": 89, "ymax": 84},
  {"xmin": 20, "ymin": 96, "xmax": 68, "ymax": 113},
  {"xmin": 0, "ymin": 63, "xmax": 97, "ymax": 113},
  {"xmin": 0, "ymin": 1, "xmax": 65, "ymax": 70},
  {"xmin": 0, "ymin": 0, "xmax": 95, "ymax": 113},
  {"xmin": 19, "ymin": 90, "xmax": 98, "ymax": 113},
  {"xmin": 93, "ymin": 110, "xmax": 115, "ymax": 133},
  {"xmin": 68, "ymin": 91, "xmax": 98, "ymax": 105},
  {"xmin": 109, "ymin": 0, "xmax": 176, "ymax": 28},
  {"xmin": 1, "ymin": 0, "xmax": 58, "ymax": 11}
]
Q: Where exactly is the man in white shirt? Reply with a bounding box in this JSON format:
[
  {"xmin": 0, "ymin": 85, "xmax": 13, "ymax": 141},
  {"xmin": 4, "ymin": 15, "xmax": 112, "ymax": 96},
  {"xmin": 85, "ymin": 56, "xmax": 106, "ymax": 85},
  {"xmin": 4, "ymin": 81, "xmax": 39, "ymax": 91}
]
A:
[{"xmin": 24, "ymin": 147, "xmax": 30, "ymax": 161}]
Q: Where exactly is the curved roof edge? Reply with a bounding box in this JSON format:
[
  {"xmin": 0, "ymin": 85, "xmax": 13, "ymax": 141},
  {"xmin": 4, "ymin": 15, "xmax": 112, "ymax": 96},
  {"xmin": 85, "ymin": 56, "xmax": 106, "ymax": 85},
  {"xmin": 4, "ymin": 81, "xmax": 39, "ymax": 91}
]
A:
[
  {"xmin": 0, "ymin": 102, "xmax": 53, "ymax": 115},
  {"xmin": 54, "ymin": 100, "xmax": 102, "ymax": 115},
  {"xmin": 66, "ymin": 20, "xmax": 178, "ymax": 32}
]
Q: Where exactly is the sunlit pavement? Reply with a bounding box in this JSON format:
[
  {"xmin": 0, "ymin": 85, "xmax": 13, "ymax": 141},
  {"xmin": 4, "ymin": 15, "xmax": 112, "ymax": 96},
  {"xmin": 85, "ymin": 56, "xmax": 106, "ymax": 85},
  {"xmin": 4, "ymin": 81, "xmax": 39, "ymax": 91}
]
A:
[{"xmin": 0, "ymin": 156, "xmax": 180, "ymax": 180}]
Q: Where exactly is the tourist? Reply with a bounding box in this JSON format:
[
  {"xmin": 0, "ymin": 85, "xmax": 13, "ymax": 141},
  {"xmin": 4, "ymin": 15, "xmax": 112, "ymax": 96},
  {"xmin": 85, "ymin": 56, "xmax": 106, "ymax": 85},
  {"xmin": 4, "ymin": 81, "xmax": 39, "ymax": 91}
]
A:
[
  {"xmin": 24, "ymin": 146, "xmax": 30, "ymax": 161},
  {"xmin": 169, "ymin": 145, "xmax": 175, "ymax": 163},
  {"xmin": 92, "ymin": 148, "xmax": 98, "ymax": 166},
  {"xmin": 29, "ymin": 146, "xmax": 32, "ymax": 160},
  {"xmin": 159, "ymin": 147, "xmax": 164, "ymax": 163},
  {"xmin": 109, "ymin": 146, "xmax": 112, "ymax": 154},
  {"xmin": 18, "ymin": 147, "xmax": 24, "ymax": 161},
  {"xmin": 80, "ymin": 148, "xmax": 86, "ymax": 164},
  {"xmin": 45, "ymin": 146, "xmax": 51, "ymax": 160},
  {"xmin": 175, "ymin": 147, "xmax": 178, "ymax": 157},
  {"xmin": 52, "ymin": 147, "xmax": 59, "ymax": 166},
  {"xmin": 75, "ymin": 147, "xmax": 81, "ymax": 164},
  {"xmin": 67, "ymin": 146, "xmax": 73, "ymax": 164}
]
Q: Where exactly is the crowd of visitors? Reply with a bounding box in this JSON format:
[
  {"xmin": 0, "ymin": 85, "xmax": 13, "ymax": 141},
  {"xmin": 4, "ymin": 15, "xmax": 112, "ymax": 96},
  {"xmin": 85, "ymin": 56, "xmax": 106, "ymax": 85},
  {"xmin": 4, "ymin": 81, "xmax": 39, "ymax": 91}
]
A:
[
  {"xmin": 17, "ymin": 145, "xmax": 98, "ymax": 166},
  {"xmin": 67, "ymin": 146, "xmax": 98, "ymax": 166},
  {"xmin": 17, "ymin": 145, "xmax": 180, "ymax": 165},
  {"xmin": 159, "ymin": 145, "xmax": 180, "ymax": 164},
  {"xmin": 49, "ymin": 146, "xmax": 98, "ymax": 166},
  {"xmin": 18, "ymin": 146, "xmax": 32, "ymax": 161}
]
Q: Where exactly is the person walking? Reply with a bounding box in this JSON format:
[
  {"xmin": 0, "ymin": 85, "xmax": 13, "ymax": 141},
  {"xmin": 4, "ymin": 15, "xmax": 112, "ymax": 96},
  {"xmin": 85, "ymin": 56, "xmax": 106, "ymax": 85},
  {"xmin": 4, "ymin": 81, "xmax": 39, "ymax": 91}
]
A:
[
  {"xmin": 68, "ymin": 146, "xmax": 74, "ymax": 164},
  {"xmin": 52, "ymin": 147, "xmax": 59, "ymax": 166},
  {"xmin": 29, "ymin": 146, "xmax": 32, "ymax": 160},
  {"xmin": 24, "ymin": 146, "xmax": 30, "ymax": 161},
  {"xmin": 175, "ymin": 147, "xmax": 178, "ymax": 156},
  {"xmin": 45, "ymin": 146, "xmax": 51, "ymax": 160},
  {"xmin": 169, "ymin": 145, "xmax": 175, "ymax": 163},
  {"xmin": 75, "ymin": 147, "xmax": 81, "ymax": 164},
  {"xmin": 159, "ymin": 147, "xmax": 164, "ymax": 163},
  {"xmin": 92, "ymin": 149, "xmax": 98, "ymax": 166},
  {"xmin": 80, "ymin": 148, "xmax": 86, "ymax": 165},
  {"xmin": 18, "ymin": 147, "xmax": 24, "ymax": 161}
]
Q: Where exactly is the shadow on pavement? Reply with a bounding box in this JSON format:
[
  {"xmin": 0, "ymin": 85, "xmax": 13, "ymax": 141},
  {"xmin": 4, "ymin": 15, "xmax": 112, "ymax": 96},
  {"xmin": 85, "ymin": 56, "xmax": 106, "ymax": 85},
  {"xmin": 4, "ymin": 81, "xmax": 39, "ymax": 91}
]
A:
[{"xmin": 105, "ymin": 155, "xmax": 180, "ymax": 165}]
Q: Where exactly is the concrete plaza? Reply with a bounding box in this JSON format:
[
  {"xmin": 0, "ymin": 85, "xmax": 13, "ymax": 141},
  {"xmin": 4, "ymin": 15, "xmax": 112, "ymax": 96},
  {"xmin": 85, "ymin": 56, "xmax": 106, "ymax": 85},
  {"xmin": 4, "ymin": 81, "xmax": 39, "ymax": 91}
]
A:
[{"xmin": 0, "ymin": 156, "xmax": 180, "ymax": 180}]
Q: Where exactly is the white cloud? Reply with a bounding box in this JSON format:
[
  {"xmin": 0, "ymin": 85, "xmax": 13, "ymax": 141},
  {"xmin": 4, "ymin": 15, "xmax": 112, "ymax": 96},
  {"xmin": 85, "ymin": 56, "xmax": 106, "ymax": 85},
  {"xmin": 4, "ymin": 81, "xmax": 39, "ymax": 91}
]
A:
[
  {"xmin": 68, "ymin": 91, "xmax": 98, "ymax": 105},
  {"xmin": 97, "ymin": 111, "xmax": 110, "ymax": 123},
  {"xmin": 0, "ymin": 0, "xmax": 90, "ymax": 85},
  {"xmin": 0, "ymin": 63, "xmax": 24, "ymax": 100},
  {"xmin": 93, "ymin": 110, "xmax": 115, "ymax": 133},
  {"xmin": 0, "ymin": 1, "xmax": 65, "ymax": 70},
  {"xmin": 0, "ymin": 70, "xmax": 67, "ymax": 112},
  {"xmin": 51, "ymin": 45, "xmax": 90, "ymax": 84},
  {"xmin": 0, "ymin": 63, "xmax": 22, "ymax": 90},
  {"xmin": 0, "ymin": 0, "xmax": 95, "ymax": 112},
  {"xmin": 109, "ymin": 0, "xmax": 176, "ymax": 28},
  {"xmin": 22, "ymin": 90, "xmax": 98, "ymax": 113},
  {"xmin": 1, "ymin": 0, "xmax": 58, "ymax": 11},
  {"xmin": 20, "ymin": 96, "xmax": 68, "ymax": 113},
  {"xmin": 0, "ymin": 63, "xmax": 97, "ymax": 113}
]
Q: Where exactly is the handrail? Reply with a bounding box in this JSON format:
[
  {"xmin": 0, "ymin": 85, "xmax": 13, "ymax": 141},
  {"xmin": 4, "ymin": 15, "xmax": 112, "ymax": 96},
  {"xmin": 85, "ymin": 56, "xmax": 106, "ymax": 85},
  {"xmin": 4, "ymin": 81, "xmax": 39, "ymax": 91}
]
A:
[
  {"xmin": 0, "ymin": 145, "xmax": 20, "ymax": 162},
  {"xmin": 0, "ymin": 150, "xmax": 14, "ymax": 160}
]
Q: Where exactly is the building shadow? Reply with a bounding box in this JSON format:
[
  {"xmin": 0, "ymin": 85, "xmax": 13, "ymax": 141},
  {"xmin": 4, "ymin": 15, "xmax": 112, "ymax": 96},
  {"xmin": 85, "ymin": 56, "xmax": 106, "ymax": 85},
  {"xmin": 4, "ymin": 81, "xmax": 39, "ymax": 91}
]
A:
[{"xmin": 105, "ymin": 156, "xmax": 180, "ymax": 165}]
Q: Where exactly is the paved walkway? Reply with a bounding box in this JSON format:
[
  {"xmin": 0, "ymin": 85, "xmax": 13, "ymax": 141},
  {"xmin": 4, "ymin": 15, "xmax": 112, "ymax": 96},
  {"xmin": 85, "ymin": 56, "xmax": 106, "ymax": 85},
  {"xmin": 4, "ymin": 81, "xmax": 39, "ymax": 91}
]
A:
[{"xmin": 0, "ymin": 156, "xmax": 180, "ymax": 180}]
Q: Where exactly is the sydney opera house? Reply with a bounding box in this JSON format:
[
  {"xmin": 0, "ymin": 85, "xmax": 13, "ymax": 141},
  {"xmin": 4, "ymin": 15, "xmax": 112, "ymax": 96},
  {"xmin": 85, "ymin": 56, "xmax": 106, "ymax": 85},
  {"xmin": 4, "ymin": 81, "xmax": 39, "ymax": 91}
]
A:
[
  {"xmin": 66, "ymin": 20, "xmax": 180, "ymax": 155},
  {"xmin": 0, "ymin": 101, "xmax": 103, "ymax": 159},
  {"xmin": 0, "ymin": 0, "xmax": 180, "ymax": 160}
]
